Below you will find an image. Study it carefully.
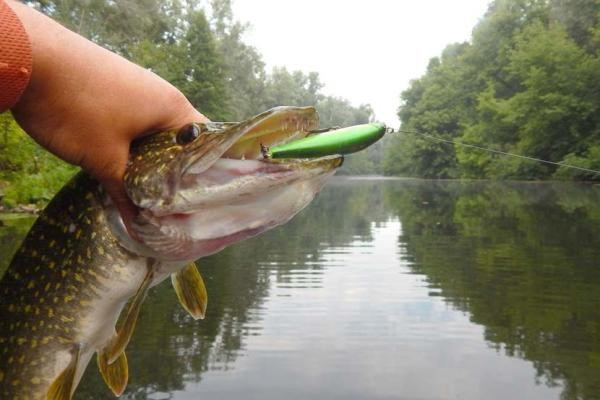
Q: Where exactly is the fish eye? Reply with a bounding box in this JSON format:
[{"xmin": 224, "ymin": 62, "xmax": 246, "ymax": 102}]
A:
[{"xmin": 176, "ymin": 123, "xmax": 203, "ymax": 145}]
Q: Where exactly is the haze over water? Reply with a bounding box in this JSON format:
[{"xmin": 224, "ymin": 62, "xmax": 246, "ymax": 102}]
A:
[{"xmin": 1, "ymin": 178, "xmax": 598, "ymax": 399}]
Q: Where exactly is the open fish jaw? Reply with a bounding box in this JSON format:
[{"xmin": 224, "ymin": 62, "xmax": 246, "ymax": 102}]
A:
[{"xmin": 126, "ymin": 107, "xmax": 343, "ymax": 261}]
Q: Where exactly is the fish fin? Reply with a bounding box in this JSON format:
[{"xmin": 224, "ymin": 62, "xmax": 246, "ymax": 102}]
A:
[
  {"xmin": 97, "ymin": 349, "xmax": 128, "ymax": 396},
  {"xmin": 171, "ymin": 262, "xmax": 208, "ymax": 320},
  {"xmin": 105, "ymin": 261, "xmax": 155, "ymax": 364},
  {"xmin": 47, "ymin": 345, "xmax": 80, "ymax": 400}
]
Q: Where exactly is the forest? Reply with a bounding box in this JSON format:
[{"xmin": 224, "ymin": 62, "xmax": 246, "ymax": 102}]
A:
[
  {"xmin": 383, "ymin": 0, "xmax": 600, "ymax": 181},
  {"xmin": 0, "ymin": 0, "xmax": 598, "ymax": 209}
]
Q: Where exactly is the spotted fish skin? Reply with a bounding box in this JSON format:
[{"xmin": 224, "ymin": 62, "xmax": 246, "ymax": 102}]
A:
[
  {"xmin": 0, "ymin": 173, "xmax": 138, "ymax": 400},
  {"xmin": 0, "ymin": 107, "xmax": 343, "ymax": 399}
]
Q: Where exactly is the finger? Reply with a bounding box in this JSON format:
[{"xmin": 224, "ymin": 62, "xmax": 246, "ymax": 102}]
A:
[
  {"xmin": 167, "ymin": 95, "xmax": 209, "ymax": 126},
  {"xmin": 140, "ymin": 91, "xmax": 210, "ymax": 138}
]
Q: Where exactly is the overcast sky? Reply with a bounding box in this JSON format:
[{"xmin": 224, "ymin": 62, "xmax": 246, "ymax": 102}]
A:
[{"xmin": 232, "ymin": 0, "xmax": 491, "ymax": 126}]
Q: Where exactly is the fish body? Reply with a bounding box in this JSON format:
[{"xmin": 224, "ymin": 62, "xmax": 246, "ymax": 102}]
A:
[
  {"xmin": 0, "ymin": 174, "xmax": 145, "ymax": 399},
  {"xmin": 0, "ymin": 107, "xmax": 342, "ymax": 399}
]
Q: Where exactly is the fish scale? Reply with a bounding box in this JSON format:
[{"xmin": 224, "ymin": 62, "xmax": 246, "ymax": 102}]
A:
[{"xmin": 0, "ymin": 173, "xmax": 134, "ymax": 399}]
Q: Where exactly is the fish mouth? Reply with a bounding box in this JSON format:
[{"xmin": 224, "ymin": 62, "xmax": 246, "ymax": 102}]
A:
[
  {"xmin": 131, "ymin": 107, "xmax": 343, "ymax": 261},
  {"xmin": 222, "ymin": 106, "xmax": 321, "ymax": 160},
  {"xmin": 165, "ymin": 106, "xmax": 344, "ymax": 215},
  {"xmin": 180, "ymin": 106, "xmax": 341, "ymax": 173}
]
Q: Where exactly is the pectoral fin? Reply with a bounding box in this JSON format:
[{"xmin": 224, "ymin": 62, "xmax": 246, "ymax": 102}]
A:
[
  {"xmin": 97, "ymin": 349, "xmax": 128, "ymax": 396},
  {"xmin": 105, "ymin": 261, "xmax": 155, "ymax": 364},
  {"xmin": 47, "ymin": 345, "xmax": 80, "ymax": 400},
  {"xmin": 171, "ymin": 262, "xmax": 208, "ymax": 320}
]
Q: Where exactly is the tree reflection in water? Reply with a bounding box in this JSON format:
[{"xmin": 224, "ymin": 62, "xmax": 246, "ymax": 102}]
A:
[
  {"xmin": 384, "ymin": 180, "xmax": 600, "ymax": 400},
  {"xmin": 1, "ymin": 179, "xmax": 598, "ymax": 399}
]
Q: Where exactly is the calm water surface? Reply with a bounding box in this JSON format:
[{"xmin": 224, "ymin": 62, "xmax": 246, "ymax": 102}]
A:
[{"xmin": 1, "ymin": 178, "xmax": 599, "ymax": 400}]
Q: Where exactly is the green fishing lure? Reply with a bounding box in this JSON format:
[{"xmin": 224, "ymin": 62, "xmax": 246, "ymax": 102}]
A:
[{"xmin": 266, "ymin": 123, "xmax": 386, "ymax": 159}]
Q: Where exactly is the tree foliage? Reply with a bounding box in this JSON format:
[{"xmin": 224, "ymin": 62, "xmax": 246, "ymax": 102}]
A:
[
  {"xmin": 0, "ymin": 114, "xmax": 77, "ymax": 207},
  {"xmin": 384, "ymin": 0, "xmax": 600, "ymax": 181}
]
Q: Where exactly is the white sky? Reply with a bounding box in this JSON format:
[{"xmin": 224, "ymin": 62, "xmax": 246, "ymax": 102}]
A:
[{"xmin": 232, "ymin": 0, "xmax": 491, "ymax": 126}]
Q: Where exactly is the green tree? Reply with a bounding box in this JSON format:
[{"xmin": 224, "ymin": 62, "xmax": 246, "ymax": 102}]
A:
[
  {"xmin": 549, "ymin": 0, "xmax": 599, "ymax": 51},
  {"xmin": 384, "ymin": 44, "xmax": 474, "ymax": 178},
  {"xmin": 387, "ymin": 0, "xmax": 600, "ymax": 181},
  {"xmin": 466, "ymin": 22, "xmax": 600, "ymax": 179},
  {"xmin": 27, "ymin": 0, "xmax": 181, "ymax": 57},
  {"xmin": 209, "ymin": 0, "xmax": 267, "ymax": 120},
  {"xmin": 261, "ymin": 67, "xmax": 323, "ymax": 108},
  {"xmin": 180, "ymin": 10, "xmax": 229, "ymax": 120},
  {"xmin": 0, "ymin": 113, "xmax": 78, "ymax": 208}
]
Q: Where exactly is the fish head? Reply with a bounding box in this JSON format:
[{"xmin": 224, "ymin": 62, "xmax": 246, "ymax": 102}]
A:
[{"xmin": 120, "ymin": 106, "xmax": 343, "ymax": 262}]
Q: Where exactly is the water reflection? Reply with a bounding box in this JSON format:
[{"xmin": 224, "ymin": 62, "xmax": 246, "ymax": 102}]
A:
[
  {"xmin": 384, "ymin": 180, "xmax": 600, "ymax": 400},
  {"xmin": 1, "ymin": 179, "xmax": 599, "ymax": 399}
]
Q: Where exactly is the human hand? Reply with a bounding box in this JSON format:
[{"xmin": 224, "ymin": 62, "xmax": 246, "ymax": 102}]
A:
[{"xmin": 6, "ymin": 0, "xmax": 207, "ymax": 232}]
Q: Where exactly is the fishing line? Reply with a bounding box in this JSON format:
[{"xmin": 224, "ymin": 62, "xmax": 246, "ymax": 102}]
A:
[{"xmin": 386, "ymin": 128, "xmax": 600, "ymax": 176}]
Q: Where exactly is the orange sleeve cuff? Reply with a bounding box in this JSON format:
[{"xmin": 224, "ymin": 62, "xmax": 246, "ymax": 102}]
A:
[{"xmin": 0, "ymin": 0, "xmax": 33, "ymax": 112}]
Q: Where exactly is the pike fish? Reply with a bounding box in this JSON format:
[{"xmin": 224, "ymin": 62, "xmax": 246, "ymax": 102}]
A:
[{"xmin": 0, "ymin": 107, "xmax": 342, "ymax": 400}]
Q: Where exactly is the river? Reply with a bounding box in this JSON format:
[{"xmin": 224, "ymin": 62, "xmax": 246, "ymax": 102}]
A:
[{"xmin": 1, "ymin": 178, "xmax": 599, "ymax": 400}]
